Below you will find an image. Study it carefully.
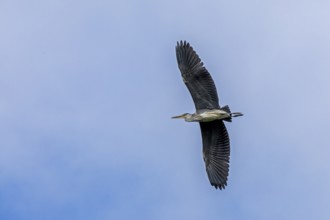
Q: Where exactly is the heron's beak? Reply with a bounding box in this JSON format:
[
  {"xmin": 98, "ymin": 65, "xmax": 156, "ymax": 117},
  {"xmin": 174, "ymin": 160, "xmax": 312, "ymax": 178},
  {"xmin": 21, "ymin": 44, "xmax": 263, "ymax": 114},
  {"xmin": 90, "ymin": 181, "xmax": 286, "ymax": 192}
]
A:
[{"xmin": 171, "ymin": 114, "xmax": 186, "ymax": 119}]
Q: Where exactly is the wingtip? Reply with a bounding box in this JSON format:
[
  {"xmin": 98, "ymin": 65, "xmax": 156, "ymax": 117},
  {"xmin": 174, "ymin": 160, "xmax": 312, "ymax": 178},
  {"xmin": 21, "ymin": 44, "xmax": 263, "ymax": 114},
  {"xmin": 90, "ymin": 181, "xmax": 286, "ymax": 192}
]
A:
[
  {"xmin": 210, "ymin": 174, "xmax": 228, "ymax": 190},
  {"xmin": 212, "ymin": 182, "xmax": 227, "ymax": 190},
  {"xmin": 175, "ymin": 40, "xmax": 203, "ymax": 72},
  {"xmin": 176, "ymin": 40, "xmax": 190, "ymax": 48}
]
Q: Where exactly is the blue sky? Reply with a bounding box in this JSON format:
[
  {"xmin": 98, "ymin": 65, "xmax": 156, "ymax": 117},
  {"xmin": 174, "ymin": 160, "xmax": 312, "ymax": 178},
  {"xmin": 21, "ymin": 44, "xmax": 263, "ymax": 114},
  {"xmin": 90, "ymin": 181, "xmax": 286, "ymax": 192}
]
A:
[{"xmin": 1, "ymin": 0, "xmax": 330, "ymax": 219}]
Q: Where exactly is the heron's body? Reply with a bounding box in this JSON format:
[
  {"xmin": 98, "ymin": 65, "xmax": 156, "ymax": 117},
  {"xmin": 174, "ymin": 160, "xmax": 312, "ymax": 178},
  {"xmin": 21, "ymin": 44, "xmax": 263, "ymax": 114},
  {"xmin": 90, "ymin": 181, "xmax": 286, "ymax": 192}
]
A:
[
  {"xmin": 172, "ymin": 41, "xmax": 243, "ymax": 190},
  {"xmin": 172, "ymin": 108, "xmax": 236, "ymax": 122},
  {"xmin": 192, "ymin": 109, "xmax": 230, "ymax": 122}
]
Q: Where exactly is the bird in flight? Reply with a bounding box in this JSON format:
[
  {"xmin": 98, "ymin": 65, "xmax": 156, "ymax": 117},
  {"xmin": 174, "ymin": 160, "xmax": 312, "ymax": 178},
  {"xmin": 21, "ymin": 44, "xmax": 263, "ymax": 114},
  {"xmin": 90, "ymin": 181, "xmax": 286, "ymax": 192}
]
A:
[{"xmin": 172, "ymin": 41, "xmax": 243, "ymax": 189}]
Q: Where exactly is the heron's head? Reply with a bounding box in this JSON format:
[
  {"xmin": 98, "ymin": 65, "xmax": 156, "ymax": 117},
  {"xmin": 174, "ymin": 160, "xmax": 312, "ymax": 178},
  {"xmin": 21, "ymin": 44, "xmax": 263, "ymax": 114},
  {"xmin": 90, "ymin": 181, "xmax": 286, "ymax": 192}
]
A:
[{"xmin": 171, "ymin": 113, "xmax": 193, "ymax": 121}]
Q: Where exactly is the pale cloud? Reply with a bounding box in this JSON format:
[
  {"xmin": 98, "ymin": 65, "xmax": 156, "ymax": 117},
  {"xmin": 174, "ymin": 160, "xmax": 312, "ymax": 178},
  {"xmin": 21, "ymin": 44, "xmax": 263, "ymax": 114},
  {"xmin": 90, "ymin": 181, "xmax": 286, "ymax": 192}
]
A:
[{"xmin": 1, "ymin": 0, "xmax": 330, "ymax": 219}]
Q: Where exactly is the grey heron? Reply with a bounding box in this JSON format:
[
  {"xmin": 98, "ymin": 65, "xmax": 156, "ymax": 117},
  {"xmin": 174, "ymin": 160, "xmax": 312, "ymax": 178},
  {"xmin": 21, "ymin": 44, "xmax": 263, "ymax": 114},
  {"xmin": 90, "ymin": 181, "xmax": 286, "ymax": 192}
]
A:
[{"xmin": 172, "ymin": 41, "xmax": 243, "ymax": 189}]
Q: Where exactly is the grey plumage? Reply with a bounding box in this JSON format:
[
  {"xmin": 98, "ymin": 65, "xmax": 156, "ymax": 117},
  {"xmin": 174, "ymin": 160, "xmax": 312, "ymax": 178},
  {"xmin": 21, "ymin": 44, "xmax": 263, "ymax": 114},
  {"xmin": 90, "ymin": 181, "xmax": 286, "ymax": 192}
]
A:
[
  {"xmin": 174, "ymin": 41, "xmax": 242, "ymax": 189},
  {"xmin": 200, "ymin": 120, "xmax": 230, "ymax": 189},
  {"xmin": 176, "ymin": 41, "xmax": 219, "ymax": 111}
]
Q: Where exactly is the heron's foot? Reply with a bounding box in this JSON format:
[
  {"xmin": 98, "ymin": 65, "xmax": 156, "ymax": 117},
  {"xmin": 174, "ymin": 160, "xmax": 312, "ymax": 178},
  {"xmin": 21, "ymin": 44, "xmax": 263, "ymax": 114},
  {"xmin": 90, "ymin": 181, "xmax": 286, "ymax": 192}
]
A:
[{"xmin": 231, "ymin": 112, "xmax": 243, "ymax": 117}]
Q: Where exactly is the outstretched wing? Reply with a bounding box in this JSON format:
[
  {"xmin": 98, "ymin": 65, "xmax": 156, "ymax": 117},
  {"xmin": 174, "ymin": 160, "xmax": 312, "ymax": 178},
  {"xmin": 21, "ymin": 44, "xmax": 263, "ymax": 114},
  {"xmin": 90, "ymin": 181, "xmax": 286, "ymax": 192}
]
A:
[
  {"xmin": 200, "ymin": 120, "xmax": 230, "ymax": 189},
  {"xmin": 176, "ymin": 41, "xmax": 220, "ymax": 111}
]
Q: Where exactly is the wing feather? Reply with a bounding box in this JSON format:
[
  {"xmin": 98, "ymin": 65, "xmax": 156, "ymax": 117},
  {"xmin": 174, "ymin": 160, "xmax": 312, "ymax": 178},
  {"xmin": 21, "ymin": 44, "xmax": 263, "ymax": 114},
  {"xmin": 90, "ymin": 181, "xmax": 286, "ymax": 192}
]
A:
[
  {"xmin": 200, "ymin": 120, "xmax": 230, "ymax": 189},
  {"xmin": 176, "ymin": 41, "xmax": 220, "ymax": 111}
]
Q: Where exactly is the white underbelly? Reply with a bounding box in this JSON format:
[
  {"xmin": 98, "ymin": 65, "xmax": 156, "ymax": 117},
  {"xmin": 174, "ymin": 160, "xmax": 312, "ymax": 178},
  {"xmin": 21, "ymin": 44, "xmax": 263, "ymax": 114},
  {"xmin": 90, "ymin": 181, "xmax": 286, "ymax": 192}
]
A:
[{"xmin": 198, "ymin": 110, "xmax": 230, "ymax": 122}]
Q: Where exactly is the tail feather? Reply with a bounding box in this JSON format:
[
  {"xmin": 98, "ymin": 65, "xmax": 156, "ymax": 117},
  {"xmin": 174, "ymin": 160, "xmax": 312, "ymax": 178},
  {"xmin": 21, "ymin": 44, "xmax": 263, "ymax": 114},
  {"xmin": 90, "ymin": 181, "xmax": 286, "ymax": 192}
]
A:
[
  {"xmin": 221, "ymin": 105, "xmax": 232, "ymax": 122},
  {"xmin": 221, "ymin": 105, "xmax": 243, "ymax": 120},
  {"xmin": 223, "ymin": 117, "xmax": 232, "ymax": 122},
  {"xmin": 221, "ymin": 105, "xmax": 231, "ymax": 113}
]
